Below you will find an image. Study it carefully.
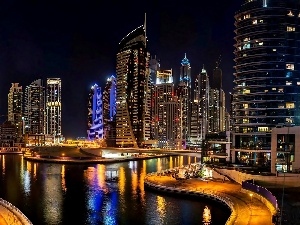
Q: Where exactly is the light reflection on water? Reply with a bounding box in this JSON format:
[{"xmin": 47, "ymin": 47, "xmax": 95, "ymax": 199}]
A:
[
  {"xmin": 0, "ymin": 154, "xmax": 230, "ymax": 225},
  {"xmin": 203, "ymin": 205, "xmax": 212, "ymax": 225}
]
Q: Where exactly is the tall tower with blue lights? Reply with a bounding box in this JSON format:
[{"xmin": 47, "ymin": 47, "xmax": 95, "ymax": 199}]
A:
[
  {"xmin": 87, "ymin": 84, "xmax": 103, "ymax": 140},
  {"xmin": 103, "ymin": 75, "xmax": 117, "ymax": 146},
  {"xmin": 177, "ymin": 53, "xmax": 192, "ymax": 148}
]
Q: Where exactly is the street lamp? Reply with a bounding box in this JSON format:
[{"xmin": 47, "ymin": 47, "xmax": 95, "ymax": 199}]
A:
[
  {"xmin": 249, "ymin": 193, "xmax": 253, "ymax": 202},
  {"xmin": 280, "ymin": 171, "xmax": 286, "ymax": 225}
]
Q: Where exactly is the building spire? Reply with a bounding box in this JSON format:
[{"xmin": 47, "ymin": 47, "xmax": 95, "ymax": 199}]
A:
[{"xmin": 144, "ymin": 12, "xmax": 147, "ymax": 47}]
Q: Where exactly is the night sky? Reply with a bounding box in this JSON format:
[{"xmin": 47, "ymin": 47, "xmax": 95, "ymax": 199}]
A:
[{"xmin": 0, "ymin": 0, "xmax": 243, "ymax": 139}]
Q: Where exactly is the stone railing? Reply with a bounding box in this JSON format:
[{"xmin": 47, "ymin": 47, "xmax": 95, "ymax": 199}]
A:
[{"xmin": 0, "ymin": 198, "xmax": 33, "ymax": 225}]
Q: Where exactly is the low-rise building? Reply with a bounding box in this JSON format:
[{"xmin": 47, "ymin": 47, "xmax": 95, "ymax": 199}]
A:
[{"xmin": 271, "ymin": 126, "xmax": 300, "ymax": 173}]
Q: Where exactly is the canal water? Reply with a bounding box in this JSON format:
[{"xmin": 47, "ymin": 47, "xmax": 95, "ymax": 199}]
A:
[{"xmin": 0, "ymin": 154, "xmax": 230, "ymax": 225}]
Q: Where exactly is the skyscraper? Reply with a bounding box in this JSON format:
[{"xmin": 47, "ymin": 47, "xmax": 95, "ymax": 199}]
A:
[
  {"xmin": 198, "ymin": 66, "xmax": 210, "ymax": 144},
  {"xmin": 7, "ymin": 83, "xmax": 23, "ymax": 139},
  {"xmin": 46, "ymin": 78, "xmax": 62, "ymax": 140},
  {"xmin": 103, "ymin": 75, "xmax": 117, "ymax": 146},
  {"xmin": 87, "ymin": 84, "xmax": 103, "ymax": 140},
  {"xmin": 115, "ymin": 21, "xmax": 151, "ymax": 148},
  {"xmin": 232, "ymin": 0, "xmax": 300, "ymax": 167},
  {"xmin": 177, "ymin": 53, "xmax": 192, "ymax": 148},
  {"xmin": 208, "ymin": 60, "xmax": 226, "ymax": 133},
  {"xmin": 153, "ymin": 69, "xmax": 180, "ymax": 149},
  {"xmin": 24, "ymin": 79, "xmax": 45, "ymax": 134},
  {"xmin": 211, "ymin": 56, "xmax": 222, "ymax": 90},
  {"xmin": 190, "ymin": 71, "xmax": 201, "ymax": 148}
]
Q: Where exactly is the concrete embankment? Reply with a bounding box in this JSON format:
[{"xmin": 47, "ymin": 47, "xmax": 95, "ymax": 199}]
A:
[
  {"xmin": 0, "ymin": 198, "xmax": 32, "ymax": 225},
  {"xmin": 144, "ymin": 173, "xmax": 273, "ymax": 225}
]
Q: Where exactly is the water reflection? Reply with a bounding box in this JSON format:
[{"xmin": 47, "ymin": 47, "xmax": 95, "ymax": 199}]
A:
[
  {"xmin": 0, "ymin": 155, "xmax": 230, "ymax": 225},
  {"xmin": 1, "ymin": 155, "xmax": 5, "ymax": 175},
  {"xmin": 203, "ymin": 205, "xmax": 212, "ymax": 225},
  {"xmin": 156, "ymin": 195, "xmax": 167, "ymax": 223},
  {"xmin": 42, "ymin": 165, "xmax": 63, "ymax": 224}
]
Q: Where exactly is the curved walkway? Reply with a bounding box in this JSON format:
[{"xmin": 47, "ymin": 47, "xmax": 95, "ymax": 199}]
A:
[
  {"xmin": 0, "ymin": 198, "xmax": 32, "ymax": 225},
  {"xmin": 145, "ymin": 174, "xmax": 273, "ymax": 225}
]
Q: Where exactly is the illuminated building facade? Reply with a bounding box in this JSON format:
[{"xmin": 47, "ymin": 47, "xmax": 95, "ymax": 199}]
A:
[
  {"xmin": 232, "ymin": 0, "xmax": 300, "ymax": 165},
  {"xmin": 103, "ymin": 75, "xmax": 117, "ymax": 146},
  {"xmin": 153, "ymin": 69, "xmax": 180, "ymax": 149},
  {"xmin": 208, "ymin": 88, "xmax": 225, "ymax": 133},
  {"xmin": 149, "ymin": 56, "xmax": 160, "ymax": 140},
  {"xmin": 116, "ymin": 22, "xmax": 151, "ymax": 148},
  {"xmin": 198, "ymin": 67, "xmax": 210, "ymax": 144},
  {"xmin": 7, "ymin": 83, "xmax": 23, "ymax": 139},
  {"xmin": 177, "ymin": 53, "xmax": 192, "ymax": 147},
  {"xmin": 87, "ymin": 84, "xmax": 103, "ymax": 140},
  {"xmin": 46, "ymin": 78, "xmax": 62, "ymax": 140},
  {"xmin": 24, "ymin": 79, "xmax": 45, "ymax": 134},
  {"xmin": 190, "ymin": 72, "xmax": 201, "ymax": 148}
]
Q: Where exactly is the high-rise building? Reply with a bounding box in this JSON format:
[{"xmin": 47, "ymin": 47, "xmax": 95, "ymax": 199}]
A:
[
  {"xmin": 7, "ymin": 83, "xmax": 23, "ymax": 139},
  {"xmin": 198, "ymin": 66, "xmax": 210, "ymax": 144},
  {"xmin": 103, "ymin": 75, "xmax": 117, "ymax": 146},
  {"xmin": 24, "ymin": 79, "xmax": 45, "ymax": 134},
  {"xmin": 87, "ymin": 84, "xmax": 103, "ymax": 140},
  {"xmin": 208, "ymin": 59, "xmax": 226, "ymax": 134},
  {"xmin": 46, "ymin": 78, "xmax": 62, "ymax": 140},
  {"xmin": 177, "ymin": 53, "xmax": 192, "ymax": 148},
  {"xmin": 232, "ymin": 0, "xmax": 300, "ymax": 167},
  {"xmin": 116, "ymin": 21, "xmax": 151, "ymax": 148},
  {"xmin": 208, "ymin": 88, "xmax": 225, "ymax": 133},
  {"xmin": 153, "ymin": 69, "xmax": 180, "ymax": 149},
  {"xmin": 149, "ymin": 56, "xmax": 160, "ymax": 140},
  {"xmin": 190, "ymin": 72, "xmax": 201, "ymax": 148},
  {"xmin": 211, "ymin": 56, "xmax": 222, "ymax": 90}
]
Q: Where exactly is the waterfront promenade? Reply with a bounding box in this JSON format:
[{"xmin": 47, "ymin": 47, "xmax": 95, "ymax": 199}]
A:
[
  {"xmin": 0, "ymin": 147, "xmax": 277, "ymax": 224},
  {"xmin": 145, "ymin": 174, "xmax": 273, "ymax": 225}
]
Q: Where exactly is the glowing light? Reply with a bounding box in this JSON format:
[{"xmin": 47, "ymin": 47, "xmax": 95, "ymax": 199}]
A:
[{"xmin": 202, "ymin": 206, "xmax": 211, "ymax": 225}]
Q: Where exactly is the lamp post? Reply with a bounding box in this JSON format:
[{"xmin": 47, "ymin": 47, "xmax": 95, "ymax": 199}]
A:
[
  {"xmin": 280, "ymin": 121, "xmax": 292, "ymax": 225},
  {"xmin": 280, "ymin": 171, "xmax": 285, "ymax": 225},
  {"xmin": 249, "ymin": 193, "xmax": 253, "ymax": 202}
]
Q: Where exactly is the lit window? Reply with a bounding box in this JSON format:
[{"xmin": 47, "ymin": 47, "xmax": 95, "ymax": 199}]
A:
[
  {"xmin": 287, "ymin": 26, "xmax": 295, "ymax": 32},
  {"xmin": 263, "ymin": 0, "xmax": 267, "ymax": 7},
  {"xmin": 243, "ymin": 14, "xmax": 251, "ymax": 19},
  {"xmin": 297, "ymin": 82, "xmax": 300, "ymax": 85},
  {"xmin": 286, "ymin": 102, "xmax": 294, "ymax": 108},
  {"xmin": 252, "ymin": 20, "xmax": 257, "ymax": 24},
  {"xmin": 272, "ymin": 87, "xmax": 276, "ymax": 91},
  {"xmin": 278, "ymin": 88, "xmax": 284, "ymax": 93},
  {"xmin": 287, "ymin": 11, "xmax": 294, "ymax": 16},
  {"xmin": 258, "ymin": 127, "xmax": 268, "ymax": 132},
  {"xmin": 273, "ymin": 49, "xmax": 277, "ymax": 52},
  {"xmin": 286, "ymin": 81, "xmax": 292, "ymax": 85},
  {"xmin": 286, "ymin": 64, "xmax": 294, "ymax": 70}
]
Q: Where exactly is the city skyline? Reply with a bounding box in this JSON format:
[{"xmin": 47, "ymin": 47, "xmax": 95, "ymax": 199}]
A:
[{"xmin": 0, "ymin": 0, "xmax": 242, "ymax": 138}]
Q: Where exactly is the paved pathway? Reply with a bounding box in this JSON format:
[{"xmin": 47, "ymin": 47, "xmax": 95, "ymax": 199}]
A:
[
  {"xmin": 146, "ymin": 175, "xmax": 273, "ymax": 225},
  {"xmin": 0, "ymin": 200, "xmax": 31, "ymax": 225}
]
